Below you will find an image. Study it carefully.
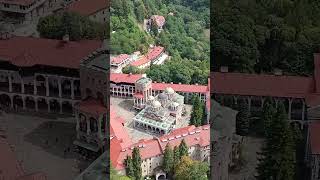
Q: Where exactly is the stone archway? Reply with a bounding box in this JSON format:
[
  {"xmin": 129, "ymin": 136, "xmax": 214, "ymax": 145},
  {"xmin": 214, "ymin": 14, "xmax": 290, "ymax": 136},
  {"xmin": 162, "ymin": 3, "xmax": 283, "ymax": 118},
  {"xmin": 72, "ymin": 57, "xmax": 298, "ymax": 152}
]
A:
[
  {"xmin": 89, "ymin": 117, "xmax": 98, "ymax": 133},
  {"xmin": 37, "ymin": 98, "xmax": 48, "ymax": 112},
  {"xmin": 74, "ymin": 80, "xmax": 81, "ymax": 98},
  {"xmin": 48, "ymin": 78, "xmax": 59, "ymax": 97},
  {"xmin": 36, "ymin": 75, "xmax": 47, "ymax": 96},
  {"xmin": 61, "ymin": 101, "xmax": 73, "ymax": 114},
  {"xmin": 25, "ymin": 96, "xmax": 35, "ymax": 110},
  {"xmin": 13, "ymin": 95, "xmax": 23, "ymax": 110},
  {"xmin": 0, "ymin": 75, "xmax": 9, "ymax": 92},
  {"xmin": 0, "ymin": 94, "xmax": 11, "ymax": 107},
  {"xmin": 61, "ymin": 79, "xmax": 71, "ymax": 98},
  {"xmin": 49, "ymin": 99, "xmax": 60, "ymax": 113}
]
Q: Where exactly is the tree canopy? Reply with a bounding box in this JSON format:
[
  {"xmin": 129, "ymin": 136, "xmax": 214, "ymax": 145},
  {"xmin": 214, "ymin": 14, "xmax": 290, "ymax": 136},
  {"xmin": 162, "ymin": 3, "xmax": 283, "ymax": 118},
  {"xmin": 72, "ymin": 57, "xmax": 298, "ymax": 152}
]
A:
[
  {"xmin": 37, "ymin": 12, "xmax": 107, "ymax": 41},
  {"xmin": 212, "ymin": 0, "xmax": 320, "ymax": 75}
]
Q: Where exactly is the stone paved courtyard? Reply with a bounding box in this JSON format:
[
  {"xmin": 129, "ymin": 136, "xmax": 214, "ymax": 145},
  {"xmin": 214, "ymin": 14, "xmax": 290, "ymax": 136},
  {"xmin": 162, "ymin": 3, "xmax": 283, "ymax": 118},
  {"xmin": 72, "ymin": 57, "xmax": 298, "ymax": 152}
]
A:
[
  {"xmin": 0, "ymin": 111, "xmax": 90, "ymax": 180},
  {"xmin": 111, "ymin": 97, "xmax": 192, "ymax": 143}
]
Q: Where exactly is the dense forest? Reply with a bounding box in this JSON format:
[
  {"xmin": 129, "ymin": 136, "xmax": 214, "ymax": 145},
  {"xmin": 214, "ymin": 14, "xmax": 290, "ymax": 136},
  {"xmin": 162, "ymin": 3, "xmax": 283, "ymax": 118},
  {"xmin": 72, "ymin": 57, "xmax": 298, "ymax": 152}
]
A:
[
  {"xmin": 212, "ymin": 0, "xmax": 320, "ymax": 75},
  {"xmin": 111, "ymin": 0, "xmax": 210, "ymax": 85},
  {"xmin": 37, "ymin": 12, "xmax": 107, "ymax": 41}
]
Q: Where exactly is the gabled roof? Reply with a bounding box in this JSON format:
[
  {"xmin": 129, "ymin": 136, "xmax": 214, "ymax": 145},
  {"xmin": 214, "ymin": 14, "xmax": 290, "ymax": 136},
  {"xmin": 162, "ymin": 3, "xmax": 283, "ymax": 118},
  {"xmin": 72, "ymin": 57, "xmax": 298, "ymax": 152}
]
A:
[
  {"xmin": 0, "ymin": 36, "xmax": 101, "ymax": 69},
  {"xmin": 67, "ymin": 0, "xmax": 108, "ymax": 16},
  {"xmin": 151, "ymin": 15, "xmax": 165, "ymax": 27},
  {"xmin": 77, "ymin": 98, "xmax": 107, "ymax": 115},
  {"xmin": 130, "ymin": 46, "xmax": 164, "ymax": 67},
  {"xmin": 111, "ymin": 54, "xmax": 129, "ymax": 65},
  {"xmin": 110, "ymin": 73, "xmax": 143, "ymax": 84},
  {"xmin": 152, "ymin": 82, "xmax": 208, "ymax": 93},
  {"xmin": 211, "ymin": 72, "xmax": 314, "ymax": 98},
  {"xmin": 110, "ymin": 124, "xmax": 210, "ymax": 171}
]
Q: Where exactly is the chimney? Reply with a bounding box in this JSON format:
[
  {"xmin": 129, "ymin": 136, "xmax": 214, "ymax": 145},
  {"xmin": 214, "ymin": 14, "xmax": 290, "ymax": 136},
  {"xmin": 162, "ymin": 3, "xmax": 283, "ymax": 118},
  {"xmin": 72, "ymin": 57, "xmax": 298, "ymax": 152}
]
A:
[
  {"xmin": 220, "ymin": 66, "xmax": 228, "ymax": 73},
  {"xmin": 62, "ymin": 34, "xmax": 69, "ymax": 42},
  {"xmin": 273, "ymin": 68, "xmax": 283, "ymax": 76},
  {"xmin": 314, "ymin": 53, "xmax": 320, "ymax": 92}
]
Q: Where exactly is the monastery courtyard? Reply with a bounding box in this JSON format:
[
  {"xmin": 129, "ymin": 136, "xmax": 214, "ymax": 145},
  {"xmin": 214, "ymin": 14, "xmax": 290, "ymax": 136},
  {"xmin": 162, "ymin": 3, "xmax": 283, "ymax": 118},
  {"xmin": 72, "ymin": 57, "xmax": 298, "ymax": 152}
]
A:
[
  {"xmin": 111, "ymin": 97, "xmax": 193, "ymax": 143},
  {"xmin": 0, "ymin": 112, "xmax": 91, "ymax": 180}
]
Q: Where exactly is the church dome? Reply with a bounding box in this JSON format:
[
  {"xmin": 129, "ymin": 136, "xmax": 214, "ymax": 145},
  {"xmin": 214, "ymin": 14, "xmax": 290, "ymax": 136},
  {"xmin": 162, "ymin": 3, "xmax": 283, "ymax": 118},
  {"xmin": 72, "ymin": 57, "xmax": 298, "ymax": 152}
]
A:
[
  {"xmin": 152, "ymin": 100, "xmax": 162, "ymax": 108},
  {"xmin": 149, "ymin": 96, "xmax": 155, "ymax": 101},
  {"xmin": 165, "ymin": 87, "xmax": 174, "ymax": 94},
  {"xmin": 172, "ymin": 102, "xmax": 179, "ymax": 107},
  {"xmin": 158, "ymin": 93, "xmax": 168, "ymax": 100}
]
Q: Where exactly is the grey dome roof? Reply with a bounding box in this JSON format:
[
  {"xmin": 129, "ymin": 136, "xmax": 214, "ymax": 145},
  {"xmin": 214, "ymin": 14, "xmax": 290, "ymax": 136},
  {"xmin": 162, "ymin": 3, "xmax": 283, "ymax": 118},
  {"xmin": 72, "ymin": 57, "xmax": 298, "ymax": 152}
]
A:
[{"xmin": 158, "ymin": 93, "xmax": 168, "ymax": 100}]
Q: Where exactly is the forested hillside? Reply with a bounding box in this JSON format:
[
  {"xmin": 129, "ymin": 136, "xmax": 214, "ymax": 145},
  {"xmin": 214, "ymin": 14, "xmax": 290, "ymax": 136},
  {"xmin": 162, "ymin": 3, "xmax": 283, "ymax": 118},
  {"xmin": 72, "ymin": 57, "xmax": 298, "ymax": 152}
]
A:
[
  {"xmin": 111, "ymin": 0, "xmax": 210, "ymax": 85},
  {"xmin": 212, "ymin": 0, "xmax": 320, "ymax": 75}
]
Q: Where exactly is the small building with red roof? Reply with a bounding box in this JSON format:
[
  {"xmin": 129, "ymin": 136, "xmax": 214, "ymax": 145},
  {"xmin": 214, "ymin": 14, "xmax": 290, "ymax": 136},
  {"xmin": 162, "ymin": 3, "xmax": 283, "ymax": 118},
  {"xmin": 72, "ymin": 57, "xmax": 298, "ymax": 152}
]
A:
[
  {"xmin": 146, "ymin": 15, "xmax": 166, "ymax": 33},
  {"xmin": 130, "ymin": 46, "xmax": 167, "ymax": 69},
  {"xmin": 66, "ymin": 0, "xmax": 108, "ymax": 23}
]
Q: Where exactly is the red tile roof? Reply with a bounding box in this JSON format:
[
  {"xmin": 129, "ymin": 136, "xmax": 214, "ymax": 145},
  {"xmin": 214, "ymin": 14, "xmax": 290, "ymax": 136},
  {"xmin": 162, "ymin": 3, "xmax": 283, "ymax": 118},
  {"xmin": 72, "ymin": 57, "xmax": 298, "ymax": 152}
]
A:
[
  {"xmin": 110, "ymin": 124, "xmax": 210, "ymax": 171},
  {"xmin": 130, "ymin": 46, "xmax": 164, "ymax": 67},
  {"xmin": 110, "ymin": 73, "xmax": 142, "ymax": 84},
  {"xmin": 111, "ymin": 54, "xmax": 129, "ymax": 65},
  {"xmin": 0, "ymin": 0, "xmax": 35, "ymax": 6},
  {"xmin": 146, "ymin": 46, "xmax": 164, "ymax": 61},
  {"xmin": 130, "ymin": 56, "xmax": 149, "ymax": 67},
  {"xmin": 152, "ymin": 82, "xmax": 208, "ymax": 93},
  {"xmin": 211, "ymin": 72, "xmax": 314, "ymax": 98},
  {"xmin": 151, "ymin": 15, "xmax": 165, "ymax": 27},
  {"xmin": 0, "ymin": 134, "xmax": 24, "ymax": 180},
  {"xmin": 309, "ymin": 122, "xmax": 320, "ymax": 154},
  {"xmin": 0, "ymin": 36, "xmax": 101, "ymax": 69},
  {"xmin": 77, "ymin": 98, "xmax": 107, "ymax": 115},
  {"xmin": 67, "ymin": 0, "xmax": 108, "ymax": 16}
]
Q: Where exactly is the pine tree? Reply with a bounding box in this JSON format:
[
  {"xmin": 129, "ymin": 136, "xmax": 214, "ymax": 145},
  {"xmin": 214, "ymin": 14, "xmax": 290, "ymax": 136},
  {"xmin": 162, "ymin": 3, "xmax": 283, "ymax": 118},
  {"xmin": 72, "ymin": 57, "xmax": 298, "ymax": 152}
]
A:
[
  {"xmin": 179, "ymin": 139, "xmax": 189, "ymax": 157},
  {"xmin": 190, "ymin": 95, "xmax": 204, "ymax": 127},
  {"xmin": 132, "ymin": 147, "xmax": 142, "ymax": 180},
  {"xmin": 261, "ymin": 101, "xmax": 276, "ymax": 138},
  {"xmin": 235, "ymin": 102, "xmax": 250, "ymax": 136},
  {"xmin": 256, "ymin": 102, "xmax": 296, "ymax": 180},
  {"xmin": 173, "ymin": 146, "xmax": 181, "ymax": 166},
  {"xmin": 163, "ymin": 143, "xmax": 174, "ymax": 175},
  {"xmin": 124, "ymin": 156, "xmax": 134, "ymax": 178}
]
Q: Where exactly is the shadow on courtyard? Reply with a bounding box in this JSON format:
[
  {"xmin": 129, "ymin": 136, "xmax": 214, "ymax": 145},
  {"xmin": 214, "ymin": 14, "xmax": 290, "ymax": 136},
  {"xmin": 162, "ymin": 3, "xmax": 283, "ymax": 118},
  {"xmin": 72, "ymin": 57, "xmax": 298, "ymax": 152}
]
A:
[
  {"xmin": 24, "ymin": 121, "xmax": 77, "ymax": 159},
  {"xmin": 118, "ymin": 99, "xmax": 134, "ymax": 111}
]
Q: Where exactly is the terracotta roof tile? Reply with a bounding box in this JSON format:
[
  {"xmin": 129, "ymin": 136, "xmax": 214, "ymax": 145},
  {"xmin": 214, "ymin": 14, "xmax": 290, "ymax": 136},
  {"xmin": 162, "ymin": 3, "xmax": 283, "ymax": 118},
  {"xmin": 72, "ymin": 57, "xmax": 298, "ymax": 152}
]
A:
[
  {"xmin": 0, "ymin": 36, "xmax": 101, "ymax": 69},
  {"xmin": 77, "ymin": 98, "xmax": 107, "ymax": 115},
  {"xmin": 151, "ymin": 15, "xmax": 165, "ymax": 27},
  {"xmin": 211, "ymin": 72, "xmax": 314, "ymax": 98},
  {"xmin": 110, "ymin": 73, "xmax": 142, "ymax": 84},
  {"xmin": 67, "ymin": 0, "xmax": 108, "ymax": 16},
  {"xmin": 152, "ymin": 82, "xmax": 208, "ymax": 93},
  {"xmin": 111, "ymin": 54, "xmax": 129, "ymax": 65}
]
